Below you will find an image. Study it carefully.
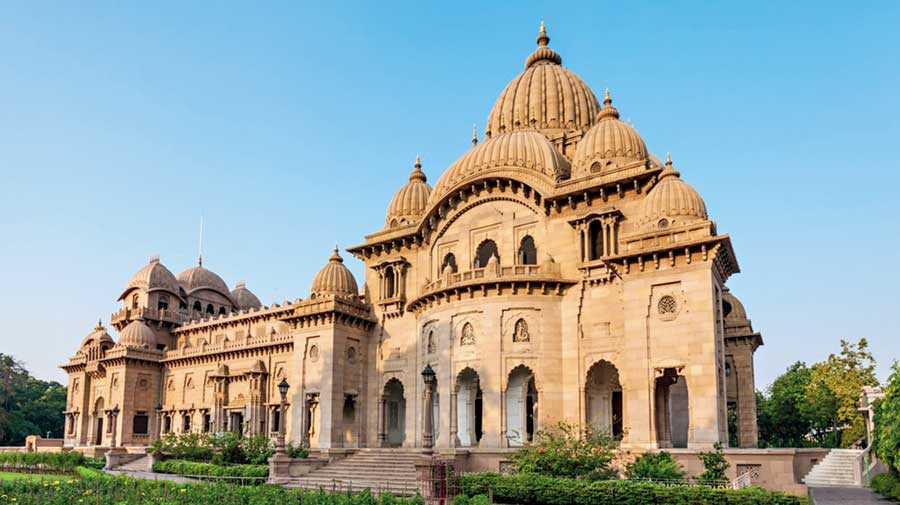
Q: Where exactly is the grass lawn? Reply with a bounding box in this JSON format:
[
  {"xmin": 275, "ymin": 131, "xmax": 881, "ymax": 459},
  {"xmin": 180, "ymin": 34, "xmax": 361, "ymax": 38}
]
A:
[{"xmin": 0, "ymin": 472, "xmax": 74, "ymax": 483}]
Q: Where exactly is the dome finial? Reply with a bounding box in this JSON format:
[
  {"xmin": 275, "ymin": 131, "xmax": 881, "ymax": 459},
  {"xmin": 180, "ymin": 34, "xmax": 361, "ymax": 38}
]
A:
[
  {"xmin": 537, "ymin": 20, "xmax": 549, "ymax": 46},
  {"xmin": 597, "ymin": 87, "xmax": 620, "ymax": 120},
  {"xmin": 409, "ymin": 155, "xmax": 427, "ymax": 182},
  {"xmin": 95, "ymin": 318, "xmax": 104, "ymax": 331},
  {"xmin": 666, "ymin": 152, "xmax": 672, "ymax": 166},
  {"xmin": 660, "ymin": 153, "xmax": 681, "ymax": 179},
  {"xmin": 472, "ymin": 123, "xmax": 478, "ymax": 146},
  {"xmin": 330, "ymin": 244, "xmax": 343, "ymax": 263}
]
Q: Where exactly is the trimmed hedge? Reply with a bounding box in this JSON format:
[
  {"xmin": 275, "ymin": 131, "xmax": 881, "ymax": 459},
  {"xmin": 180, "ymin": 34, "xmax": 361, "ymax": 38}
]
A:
[
  {"xmin": 1, "ymin": 467, "xmax": 424, "ymax": 505},
  {"xmin": 0, "ymin": 452, "xmax": 85, "ymax": 472},
  {"xmin": 459, "ymin": 472, "xmax": 807, "ymax": 505},
  {"xmin": 871, "ymin": 472, "xmax": 900, "ymax": 501},
  {"xmin": 153, "ymin": 459, "xmax": 269, "ymax": 481}
]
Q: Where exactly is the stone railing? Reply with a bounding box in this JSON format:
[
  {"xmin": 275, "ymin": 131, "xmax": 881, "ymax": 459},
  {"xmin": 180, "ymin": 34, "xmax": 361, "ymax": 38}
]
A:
[
  {"xmin": 164, "ymin": 332, "xmax": 294, "ymax": 360},
  {"xmin": 423, "ymin": 263, "xmax": 560, "ymax": 293},
  {"xmin": 111, "ymin": 306, "xmax": 186, "ymax": 325}
]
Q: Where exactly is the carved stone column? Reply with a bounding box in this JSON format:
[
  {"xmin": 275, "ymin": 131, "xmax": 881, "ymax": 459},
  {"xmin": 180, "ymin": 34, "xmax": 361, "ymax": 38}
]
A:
[
  {"xmin": 377, "ymin": 395, "xmax": 387, "ymax": 447},
  {"xmin": 423, "ymin": 382, "xmax": 434, "ymax": 451},
  {"xmin": 449, "ymin": 387, "xmax": 458, "ymax": 448}
]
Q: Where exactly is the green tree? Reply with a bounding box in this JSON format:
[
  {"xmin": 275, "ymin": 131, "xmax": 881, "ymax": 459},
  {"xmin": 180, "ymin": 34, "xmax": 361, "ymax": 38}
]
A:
[
  {"xmin": 0, "ymin": 353, "xmax": 66, "ymax": 445},
  {"xmin": 510, "ymin": 422, "xmax": 618, "ymax": 480},
  {"xmin": 696, "ymin": 442, "xmax": 729, "ymax": 484},
  {"xmin": 873, "ymin": 362, "xmax": 900, "ymax": 473},
  {"xmin": 804, "ymin": 338, "xmax": 878, "ymax": 447},
  {"xmin": 756, "ymin": 362, "xmax": 815, "ymax": 448},
  {"xmin": 625, "ymin": 451, "xmax": 686, "ymax": 481}
]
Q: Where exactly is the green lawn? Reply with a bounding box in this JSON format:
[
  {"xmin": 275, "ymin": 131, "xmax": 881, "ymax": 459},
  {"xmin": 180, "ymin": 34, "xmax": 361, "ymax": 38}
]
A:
[{"xmin": 0, "ymin": 472, "xmax": 74, "ymax": 483}]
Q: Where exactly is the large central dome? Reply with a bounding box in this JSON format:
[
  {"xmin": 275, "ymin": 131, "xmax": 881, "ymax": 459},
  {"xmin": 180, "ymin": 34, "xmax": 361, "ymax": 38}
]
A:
[{"xmin": 485, "ymin": 23, "xmax": 600, "ymax": 139}]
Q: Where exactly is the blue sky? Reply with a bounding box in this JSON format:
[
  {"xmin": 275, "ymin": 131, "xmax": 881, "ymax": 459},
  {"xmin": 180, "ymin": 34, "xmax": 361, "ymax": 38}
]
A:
[{"xmin": 0, "ymin": 2, "xmax": 897, "ymax": 388}]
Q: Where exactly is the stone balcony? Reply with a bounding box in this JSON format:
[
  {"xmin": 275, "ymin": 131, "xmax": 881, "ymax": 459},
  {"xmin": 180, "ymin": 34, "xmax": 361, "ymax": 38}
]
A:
[
  {"xmin": 111, "ymin": 306, "xmax": 186, "ymax": 327},
  {"xmin": 408, "ymin": 262, "xmax": 576, "ymax": 312}
]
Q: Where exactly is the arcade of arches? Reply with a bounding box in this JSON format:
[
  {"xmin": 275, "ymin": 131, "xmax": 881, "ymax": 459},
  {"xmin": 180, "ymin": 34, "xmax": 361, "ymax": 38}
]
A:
[{"xmin": 60, "ymin": 23, "xmax": 762, "ymax": 468}]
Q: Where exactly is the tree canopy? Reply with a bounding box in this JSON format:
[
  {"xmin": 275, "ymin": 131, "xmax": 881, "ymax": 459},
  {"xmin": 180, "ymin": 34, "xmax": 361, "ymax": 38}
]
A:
[{"xmin": 0, "ymin": 353, "xmax": 66, "ymax": 446}]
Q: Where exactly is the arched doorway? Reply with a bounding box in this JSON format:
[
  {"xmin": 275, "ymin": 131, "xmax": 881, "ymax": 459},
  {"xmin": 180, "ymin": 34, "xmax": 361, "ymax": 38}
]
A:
[
  {"xmin": 343, "ymin": 394, "xmax": 358, "ymax": 447},
  {"xmin": 588, "ymin": 221, "xmax": 603, "ymax": 260},
  {"xmin": 93, "ymin": 397, "xmax": 105, "ymax": 446},
  {"xmin": 506, "ymin": 365, "xmax": 537, "ymax": 447},
  {"xmin": 474, "ymin": 239, "xmax": 499, "ymax": 268},
  {"xmin": 518, "ymin": 235, "xmax": 537, "ymax": 265},
  {"xmin": 585, "ymin": 360, "xmax": 623, "ymax": 438},
  {"xmin": 456, "ymin": 368, "xmax": 483, "ymax": 447},
  {"xmin": 383, "ymin": 379, "xmax": 406, "ymax": 447},
  {"xmin": 654, "ymin": 368, "xmax": 689, "ymax": 448}
]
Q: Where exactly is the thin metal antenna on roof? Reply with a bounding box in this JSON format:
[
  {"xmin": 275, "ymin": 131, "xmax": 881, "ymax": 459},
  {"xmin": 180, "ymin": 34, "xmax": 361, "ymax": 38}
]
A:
[{"xmin": 198, "ymin": 214, "xmax": 204, "ymax": 267}]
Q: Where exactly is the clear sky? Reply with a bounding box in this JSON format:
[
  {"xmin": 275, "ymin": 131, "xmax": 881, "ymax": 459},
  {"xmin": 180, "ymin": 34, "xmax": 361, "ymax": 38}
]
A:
[{"xmin": 0, "ymin": 1, "xmax": 897, "ymax": 388}]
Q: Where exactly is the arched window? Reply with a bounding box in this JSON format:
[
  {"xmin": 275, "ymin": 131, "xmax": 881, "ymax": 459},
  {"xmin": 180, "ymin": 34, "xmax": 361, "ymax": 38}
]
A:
[
  {"xmin": 426, "ymin": 330, "xmax": 435, "ymax": 354},
  {"xmin": 441, "ymin": 253, "xmax": 458, "ymax": 274},
  {"xmin": 157, "ymin": 295, "xmax": 169, "ymax": 311},
  {"xmin": 205, "ymin": 304, "xmax": 215, "ymax": 315},
  {"xmin": 218, "ymin": 306, "xmax": 227, "ymax": 316},
  {"xmin": 384, "ymin": 266, "xmax": 396, "ymax": 298},
  {"xmin": 192, "ymin": 301, "xmax": 202, "ymax": 312},
  {"xmin": 588, "ymin": 220, "xmax": 604, "ymax": 260},
  {"xmin": 474, "ymin": 240, "xmax": 499, "ymax": 268},
  {"xmin": 518, "ymin": 236, "xmax": 537, "ymax": 265},
  {"xmin": 131, "ymin": 294, "xmax": 139, "ymax": 309}
]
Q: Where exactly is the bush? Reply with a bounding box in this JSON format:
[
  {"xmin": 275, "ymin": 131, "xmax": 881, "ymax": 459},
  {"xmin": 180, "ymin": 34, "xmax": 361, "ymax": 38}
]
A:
[
  {"xmin": 509, "ymin": 422, "xmax": 618, "ymax": 480},
  {"xmin": 696, "ymin": 442, "xmax": 730, "ymax": 484},
  {"xmin": 872, "ymin": 472, "xmax": 900, "ymax": 501},
  {"xmin": 0, "ymin": 470, "xmax": 425, "ymax": 505},
  {"xmin": 150, "ymin": 431, "xmax": 289, "ymax": 465},
  {"xmin": 459, "ymin": 472, "xmax": 807, "ymax": 505},
  {"xmin": 873, "ymin": 362, "xmax": 900, "ymax": 473},
  {"xmin": 0, "ymin": 451, "xmax": 85, "ymax": 472},
  {"xmin": 287, "ymin": 441, "xmax": 309, "ymax": 459},
  {"xmin": 153, "ymin": 459, "xmax": 269, "ymax": 482},
  {"xmin": 624, "ymin": 451, "xmax": 686, "ymax": 481}
]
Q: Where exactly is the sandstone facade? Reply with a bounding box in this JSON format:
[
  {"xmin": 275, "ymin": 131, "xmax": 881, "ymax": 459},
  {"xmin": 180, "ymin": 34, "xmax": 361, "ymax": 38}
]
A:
[{"xmin": 61, "ymin": 23, "xmax": 762, "ymax": 456}]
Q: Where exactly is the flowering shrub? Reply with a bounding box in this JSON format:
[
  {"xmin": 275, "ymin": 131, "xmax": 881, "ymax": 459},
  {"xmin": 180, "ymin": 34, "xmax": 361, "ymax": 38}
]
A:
[
  {"xmin": 509, "ymin": 422, "xmax": 618, "ymax": 480},
  {"xmin": 149, "ymin": 432, "xmax": 306, "ymax": 465},
  {"xmin": 0, "ymin": 468, "xmax": 425, "ymax": 504},
  {"xmin": 624, "ymin": 451, "xmax": 687, "ymax": 481},
  {"xmin": 152, "ymin": 459, "xmax": 268, "ymax": 482},
  {"xmin": 0, "ymin": 452, "xmax": 85, "ymax": 472}
]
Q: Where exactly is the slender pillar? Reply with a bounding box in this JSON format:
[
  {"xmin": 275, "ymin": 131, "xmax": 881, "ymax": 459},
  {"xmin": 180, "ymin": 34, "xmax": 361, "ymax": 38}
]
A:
[
  {"xmin": 302, "ymin": 396, "xmax": 312, "ymax": 448},
  {"xmin": 423, "ymin": 383, "xmax": 434, "ymax": 451},
  {"xmin": 449, "ymin": 388, "xmax": 458, "ymax": 448},
  {"xmin": 377, "ymin": 395, "xmax": 387, "ymax": 447}
]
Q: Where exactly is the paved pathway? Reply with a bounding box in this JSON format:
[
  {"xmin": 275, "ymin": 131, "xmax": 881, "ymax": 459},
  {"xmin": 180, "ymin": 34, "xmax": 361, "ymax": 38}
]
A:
[{"xmin": 810, "ymin": 487, "xmax": 892, "ymax": 504}]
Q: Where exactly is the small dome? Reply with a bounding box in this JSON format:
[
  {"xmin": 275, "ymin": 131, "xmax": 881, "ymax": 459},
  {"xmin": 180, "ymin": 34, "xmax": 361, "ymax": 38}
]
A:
[
  {"xmin": 722, "ymin": 287, "xmax": 754, "ymax": 336},
  {"xmin": 80, "ymin": 320, "xmax": 114, "ymax": 348},
  {"xmin": 639, "ymin": 155, "xmax": 708, "ymax": 229},
  {"xmin": 231, "ymin": 281, "xmax": 262, "ymax": 310},
  {"xmin": 429, "ymin": 131, "xmax": 570, "ymax": 206},
  {"xmin": 386, "ymin": 156, "xmax": 432, "ymax": 228},
  {"xmin": 486, "ymin": 22, "xmax": 599, "ymax": 138},
  {"xmin": 572, "ymin": 90, "xmax": 648, "ymax": 177},
  {"xmin": 310, "ymin": 246, "xmax": 359, "ymax": 298},
  {"xmin": 119, "ymin": 256, "xmax": 181, "ymax": 301},
  {"xmin": 177, "ymin": 259, "xmax": 231, "ymax": 299},
  {"xmin": 118, "ymin": 319, "xmax": 158, "ymax": 349}
]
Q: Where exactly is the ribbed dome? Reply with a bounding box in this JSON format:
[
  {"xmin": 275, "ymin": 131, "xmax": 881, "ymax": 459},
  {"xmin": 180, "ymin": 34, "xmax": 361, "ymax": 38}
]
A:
[
  {"xmin": 572, "ymin": 90, "xmax": 648, "ymax": 177},
  {"xmin": 231, "ymin": 281, "xmax": 262, "ymax": 310},
  {"xmin": 722, "ymin": 287, "xmax": 754, "ymax": 336},
  {"xmin": 640, "ymin": 155, "xmax": 708, "ymax": 229},
  {"xmin": 118, "ymin": 319, "xmax": 158, "ymax": 349},
  {"xmin": 310, "ymin": 246, "xmax": 359, "ymax": 298},
  {"xmin": 386, "ymin": 156, "xmax": 432, "ymax": 228},
  {"xmin": 80, "ymin": 320, "xmax": 114, "ymax": 348},
  {"xmin": 486, "ymin": 23, "xmax": 599, "ymax": 138},
  {"xmin": 177, "ymin": 260, "xmax": 231, "ymax": 299},
  {"xmin": 429, "ymin": 131, "xmax": 571, "ymax": 206},
  {"xmin": 118, "ymin": 256, "xmax": 181, "ymax": 301}
]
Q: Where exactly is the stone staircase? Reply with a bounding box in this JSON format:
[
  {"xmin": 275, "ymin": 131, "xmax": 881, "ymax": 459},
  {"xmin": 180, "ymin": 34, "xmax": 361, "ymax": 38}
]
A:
[
  {"xmin": 109, "ymin": 454, "xmax": 152, "ymax": 473},
  {"xmin": 803, "ymin": 448, "xmax": 864, "ymax": 487},
  {"xmin": 284, "ymin": 449, "xmax": 422, "ymax": 495}
]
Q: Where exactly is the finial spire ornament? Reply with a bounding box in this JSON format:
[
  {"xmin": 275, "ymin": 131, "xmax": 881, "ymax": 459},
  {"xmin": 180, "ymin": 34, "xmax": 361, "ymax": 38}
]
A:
[
  {"xmin": 660, "ymin": 152, "xmax": 681, "ymax": 179},
  {"xmin": 472, "ymin": 124, "xmax": 478, "ymax": 146},
  {"xmin": 409, "ymin": 155, "xmax": 427, "ymax": 182},
  {"xmin": 537, "ymin": 20, "xmax": 549, "ymax": 46},
  {"xmin": 329, "ymin": 244, "xmax": 343, "ymax": 263},
  {"xmin": 525, "ymin": 20, "xmax": 561, "ymax": 68},
  {"xmin": 197, "ymin": 214, "xmax": 204, "ymax": 267},
  {"xmin": 95, "ymin": 318, "xmax": 104, "ymax": 331},
  {"xmin": 597, "ymin": 87, "xmax": 620, "ymax": 120},
  {"xmin": 666, "ymin": 152, "xmax": 672, "ymax": 166}
]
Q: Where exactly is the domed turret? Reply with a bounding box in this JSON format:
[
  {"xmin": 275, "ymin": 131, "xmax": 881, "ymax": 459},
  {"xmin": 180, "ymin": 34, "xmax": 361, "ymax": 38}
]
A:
[
  {"xmin": 486, "ymin": 22, "xmax": 599, "ymax": 138},
  {"xmin": 231, "ymin": 281, "xmax": 262, "ymax": 311},
  {"xmin": 117, "ymin": 319, "xmax": 158, "ymax": 350},
  {"xmin": 118, "ymin": 256, "xmax": 181, "ymax": 301},
  {"xmin": 310, "ymin": 246, "xmax": 359, "ymax": 298},
  {"xmin": 722, "ymin": 287, "xmax": 755, "ymax": 337},
  {"xmin": 639, "ymin": 155, "xmax": 708, "ymax": 230},
  {"xmin": 80, "ymin": 319, "xmax": 114, "ymax": 349},
  {"xmin": 428, "ymin": 130, "xmax": 570, "ymax": 206},
  {"xmin": 177, "ymin": 259, "xmax": 232, "ymax": 301},
  {"xmin": 386, "ymin": 156, "xmax": 432, "ymax": 228},
  {"xmin": 572, "ymin": 89, "xmax": 649, "ymax": 177}
]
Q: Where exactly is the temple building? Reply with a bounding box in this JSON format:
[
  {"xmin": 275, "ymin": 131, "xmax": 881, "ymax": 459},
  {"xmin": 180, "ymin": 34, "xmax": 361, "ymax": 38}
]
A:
[{"xmin": 61, "ymin": 23, "xmax": 763, "ymax": 467}]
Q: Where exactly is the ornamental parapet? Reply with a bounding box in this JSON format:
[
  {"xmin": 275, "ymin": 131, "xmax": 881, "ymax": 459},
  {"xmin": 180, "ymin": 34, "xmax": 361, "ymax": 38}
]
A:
[
  {"xmin": 163, "ymin": 331, "xmax": 294, "ymax": 362},
  {"xmin": 408, "ymin": 263, "xmax": 576, "ymax": 313},
  {"xmin": 111, "ymin": 306, "xmax": 185, "ymax": 327}
]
